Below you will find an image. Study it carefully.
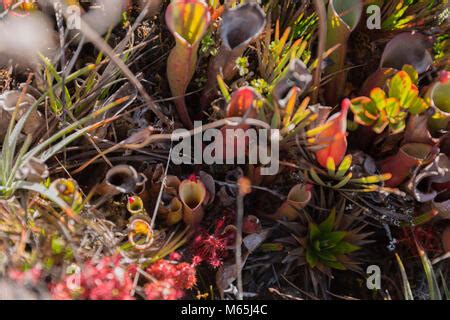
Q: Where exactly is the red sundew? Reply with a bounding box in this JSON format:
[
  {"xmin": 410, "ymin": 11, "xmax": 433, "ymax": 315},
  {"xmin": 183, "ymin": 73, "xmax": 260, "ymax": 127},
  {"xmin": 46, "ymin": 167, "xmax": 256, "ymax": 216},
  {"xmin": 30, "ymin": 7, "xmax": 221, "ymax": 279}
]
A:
[
  {"xmin": 190, "ymin": 215, "xmax": 236, "ymax": 268},
  {"xmin": 214, "ymin": 216, "xmax": 226, "ymax": 234},
  {"xmin": 127, "ymin": 263, "xmax": 138, "ymax": 277},
  {"xmin": 8, "ymin": 269, "xmax": 24, "ymax": 282},
  {"xmin": 145, "ymin": 260, "xmax": 197, "ymax": 290},
  {"xmin": 174, "ymin": 263, "xmax": 197, "ymax": 290},
  {"xmin": 50, "ymin": 274, "xmax": 86, "ymax": 300},
  {"xmin": 191, "ymin": 231, "xmax": 230, "ymax": 268},
  {"xmin": 146, "ymin": 260, "xmax": 178, "ymax": 281},
  {"xmin": 29, "ymin": 266, "xmax": 42, "ymax": 283},
  {"xmin": 192, "ymin": 255, "xmax": 202, "ymax": 266},
  {"xmin": 50, "ymin": 282, "xmax": 76, "ymax": 300},
  {"xmin": 50, "ymin": 255, "xmax": 135, "ymax": 300},
  {"xmin": 8, "ymin": 265, "xmax": 42, "ymax": 285},
  {"xmin": 169, "ymin": 251, "xmax": 182, "ymax": 261},
  {"xmin": 144, "ymin": 279, "xmax": 184, "ymax": 300}
]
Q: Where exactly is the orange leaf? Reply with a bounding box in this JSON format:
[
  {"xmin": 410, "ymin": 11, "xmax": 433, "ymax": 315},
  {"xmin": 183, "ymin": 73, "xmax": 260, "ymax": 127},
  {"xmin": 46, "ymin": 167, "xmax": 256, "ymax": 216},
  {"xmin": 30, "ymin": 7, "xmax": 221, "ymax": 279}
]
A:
[{"xmin": 315, "ymin": 99, "xmax": 350, "ymax": 168}]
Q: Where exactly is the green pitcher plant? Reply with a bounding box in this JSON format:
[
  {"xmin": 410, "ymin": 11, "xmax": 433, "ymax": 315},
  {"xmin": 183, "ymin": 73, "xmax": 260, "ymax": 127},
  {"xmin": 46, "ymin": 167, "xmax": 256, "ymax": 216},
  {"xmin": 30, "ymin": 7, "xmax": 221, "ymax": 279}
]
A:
[
  {"xmin": 165, "ymin": 0, "xmax": 211, "ymax": 128},
  {"xmin": 324, "ymin": 0, "xmax": 362, "ymax": 104},
  {"xmin": 427, "ymin": 71, "xmax": 450, "ymax": 131}
]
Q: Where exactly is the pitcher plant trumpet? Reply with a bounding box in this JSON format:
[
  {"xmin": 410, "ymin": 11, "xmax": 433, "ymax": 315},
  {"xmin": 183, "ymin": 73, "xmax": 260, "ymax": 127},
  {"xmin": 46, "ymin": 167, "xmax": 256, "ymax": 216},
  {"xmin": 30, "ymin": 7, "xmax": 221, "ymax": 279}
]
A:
[
  {"xmin": 427, "ymin": 71, "xmax": 450, "ymax": 131},
  {"xmin": 272, "ymin": 184, "xmax": 312, "ymax": 221},
  {"xmin": 324, "ymin": 0, "xmax": 362, "ymax": 105},
  {"xmin": 379, "ymin": 143, "xmax": 434, "ymax": 187},
  {"xmin": 98, "ymin": 165, "xmax": 147, "ymax": 196},
  {"xmin": 179, "ymin": 176, "xmax": 206, "ymax": 226},
  {"xmin": 202, "ymin": 2, "xmax": 265, "ymax": 106},
  {"xmin": 165, "ymin": 0, "xmax": 211, "ymax": 128}
]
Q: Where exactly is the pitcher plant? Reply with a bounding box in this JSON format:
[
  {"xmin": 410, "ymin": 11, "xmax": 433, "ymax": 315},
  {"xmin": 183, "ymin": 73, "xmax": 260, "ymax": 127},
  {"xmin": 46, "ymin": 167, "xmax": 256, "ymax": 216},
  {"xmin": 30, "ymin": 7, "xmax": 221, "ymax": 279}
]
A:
[{"xmin": 166, "ymin": 0, "xmax": 211, "ymax": 128}]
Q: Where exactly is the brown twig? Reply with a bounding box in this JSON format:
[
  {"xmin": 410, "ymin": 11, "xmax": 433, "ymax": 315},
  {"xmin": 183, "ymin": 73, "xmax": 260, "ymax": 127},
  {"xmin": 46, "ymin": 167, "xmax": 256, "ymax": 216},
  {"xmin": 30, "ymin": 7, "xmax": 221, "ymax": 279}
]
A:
[{"xmin": 72, "ymin": 117, "xmax": 271, "ymax": 174}]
